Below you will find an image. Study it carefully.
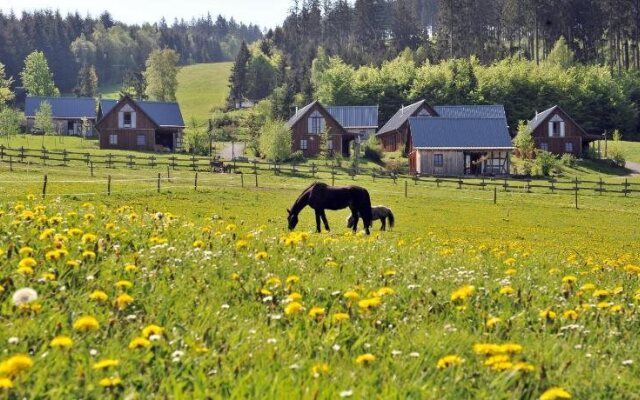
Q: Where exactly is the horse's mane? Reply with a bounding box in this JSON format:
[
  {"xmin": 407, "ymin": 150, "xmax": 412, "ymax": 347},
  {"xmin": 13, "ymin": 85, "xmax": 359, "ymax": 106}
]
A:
[{"xmin": 290, "ymin": 182, "xmax": 325, "ymax": 212}]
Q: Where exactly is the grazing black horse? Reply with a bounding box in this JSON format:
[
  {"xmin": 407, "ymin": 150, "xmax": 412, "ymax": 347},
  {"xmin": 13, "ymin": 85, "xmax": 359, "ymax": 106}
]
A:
[
  {"xmin": 287, "ymin": 182, "xmax": 373, "ymax": 235},
  {"xmin": 347, "ymin": 205, "xmax": 395, "ymax": 231}
]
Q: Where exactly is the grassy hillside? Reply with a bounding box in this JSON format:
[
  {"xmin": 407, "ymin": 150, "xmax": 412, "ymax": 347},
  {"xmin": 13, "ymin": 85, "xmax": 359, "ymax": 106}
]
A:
[
  {"xmin": 98, "ymin": 62, "xmax": 232, "ymax": 123},
  {"xmin": 176, "ymin": 62, "xmax": 232, "ymax": 123}
]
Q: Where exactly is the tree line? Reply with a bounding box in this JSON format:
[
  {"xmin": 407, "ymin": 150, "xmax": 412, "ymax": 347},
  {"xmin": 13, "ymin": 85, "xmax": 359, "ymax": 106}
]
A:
[{"xmin": 0, "ymin": 10, "xmax": 262, "ymax": 94}]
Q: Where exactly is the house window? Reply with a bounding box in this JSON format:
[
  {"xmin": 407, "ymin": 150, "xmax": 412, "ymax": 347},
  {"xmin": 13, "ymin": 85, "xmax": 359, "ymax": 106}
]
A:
[
  {"xmin": 137, "ymin": 134, "xmax": 146, "ymax": 146},
  {"xmin": 565, "ymin": 142, "xmax": 573, "ymax": 153},
  {"xmin": 540, "ymin": 142, "xmax": 549, "ymax": 151},
  {"xmin": 433, "ymin": 154, "xmax": 444, "ymax": 167},
  {"xmin": 109, "ymin": 134, "xmax": 118, "ymax": 145},
  {"xmin": 300, "ymin": 139, "xmax": 308, "ymax": 150},
  {"xmin": 123, "ymin": 112, "xmax": 132, "ymax": 128},
  {"xmin": 549, "ymin": 115, "xmax": 565, "ymax": 137},
  {"xmin": 327, "ymin": 139, "xmax": 333, "ymax": 150},
  {"xmin": 307, "ymin": 111, "xmax": 325, "ymax": 134}
]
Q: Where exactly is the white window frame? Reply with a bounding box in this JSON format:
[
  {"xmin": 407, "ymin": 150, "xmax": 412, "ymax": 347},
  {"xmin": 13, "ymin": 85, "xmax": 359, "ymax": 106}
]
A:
[
  {"xmin": 109, "ymin": 134, "xmax": 118, "ymax": 145},
  {"xmin": 548, "ymin": 115, "xmax": 565, "ymax": 138},
  {"xmin": 433, "ymin": 153, "xmax": 444, "ymax": 167},
  {"xmin": 308, "ymin": 111, "xmax": 325, "ymax": 135},
  {"xmin": 565, "ymin": 142, "xmax": 573, "ymax": 153},
  {"xmin": 300, "ymin": 139, "xmax": 308, "ymax": 150},
  {"xmin": 123, "ymin": 112, "xmax": 132, "ymax": 128},
  {"xmin": 540, "ymin": 142, "xmax": 549, "ymax": 151},
  {"xmin": 136, "ymin": 134, "xmax": 146, "ymax": 146}
]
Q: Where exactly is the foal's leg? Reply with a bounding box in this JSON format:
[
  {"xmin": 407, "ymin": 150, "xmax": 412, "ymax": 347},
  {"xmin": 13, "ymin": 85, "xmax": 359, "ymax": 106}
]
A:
[
  {"xmin": 314, "ymin": 210, "xmax": 322, "ymax": 233},
  {"xmin": 380, "ymin": 217, "xmax": 386, "ymax": 231},
  {"xmin": 320, "ymin": 210, "xmax": 330, "ymax": 231}
]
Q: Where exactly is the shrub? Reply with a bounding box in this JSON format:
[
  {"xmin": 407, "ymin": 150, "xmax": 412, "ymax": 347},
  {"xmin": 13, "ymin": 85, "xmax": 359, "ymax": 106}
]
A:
[
  {"xmin": 535, "ymin": 150, "xmax": 559, "ymax": 176},
  {"xmin": 609, "ymin": 147, "xmax": 626, "ymax": 168},
  {"xmin": 258, "ymin": 119, "xmax": 292, "ymax": 162},
  {"xmin": 513, "ymin": 121, "xmax": 535, "ymax": 159},
  {"xmin": 363, "ymin": 136, "xmax": 383, "ymax": 163},
  {"xmin": 560, "ymin": 153, "xmax": 576, "ymax": 167},
  {"xmin": 287, "ymin": 150, "xmax": 305, "ymax": 163}
]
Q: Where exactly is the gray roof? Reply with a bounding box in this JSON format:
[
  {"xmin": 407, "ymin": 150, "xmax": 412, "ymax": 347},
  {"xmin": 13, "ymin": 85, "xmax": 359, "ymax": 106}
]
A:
[
  {"xmin": 25, "ymin": 96, "xmax": 97, "ymax": 119},
  {"xmin": 409, "ymin": 117, "xmax": 513, "ymax": 149},
  {"xmin": 325, "ymin": 106, "xmax": 378, "ymax": 129},
  {"xmin": 101, "ymin": 99, "xmax": 185, "ymax": 127},
  {"xmin": 377, "ymin": 100, "xmax": 429, "ymax": 136},
  {"xmin": 286, "ymin": 101, "xmax": 318, "ymax": 128},
  {"xmin": 433, "ymin": 105, "xmax": 506, "ymax": 119},
  {"xmin": 526, "ymin": 105, "xmax": 558, "ymax": 132}
]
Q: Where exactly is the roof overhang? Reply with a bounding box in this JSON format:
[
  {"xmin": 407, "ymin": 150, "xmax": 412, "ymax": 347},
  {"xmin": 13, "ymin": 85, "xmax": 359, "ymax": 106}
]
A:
[
  {"xmin": 414, "ymin": 147, "xmax": 514, "ymax": 150},
  {"xmin": 344, "ymin": 126, "xmax": 378, "ymax": 130}
]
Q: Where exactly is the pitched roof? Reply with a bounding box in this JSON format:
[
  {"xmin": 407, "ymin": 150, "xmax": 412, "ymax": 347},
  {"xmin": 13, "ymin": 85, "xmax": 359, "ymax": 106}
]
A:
[
  {"xmin": 377, "ymin": 100, "xmax": 431, "ymax": 136},
  {"xmin": 286, "ymin": 101, "xmax": 319, "ymax": 128},
  {"xmin": 325, "ymin": 106, "xmax": 378, "ymax": 129},
  {"xmin": 25, "ymin": 96, "xmax": 97, "ymax": 119},
  {"xmin": 526, "ymin": 105, "xmax": 588, "ymax": 136},
  {"xmin": 100, "ymin": 98, "xmax": 185, "ymax": 127},
  {"xmin": 433, "ymin": 105, "xmax": 506, "ymax": 119},
  {"xmin": 409, "ymin": 117, "xmax": 513, "ymax": 149}
]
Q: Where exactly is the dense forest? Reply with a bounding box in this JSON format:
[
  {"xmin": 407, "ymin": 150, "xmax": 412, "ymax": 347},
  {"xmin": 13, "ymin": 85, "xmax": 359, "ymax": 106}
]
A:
[
  {"xmin": 0, "ymin": 10, "xmax": 262, "ymax": 93},
  {"xmin": 225, "ymin": 0, "xmax": 640, "ymax": 138}
]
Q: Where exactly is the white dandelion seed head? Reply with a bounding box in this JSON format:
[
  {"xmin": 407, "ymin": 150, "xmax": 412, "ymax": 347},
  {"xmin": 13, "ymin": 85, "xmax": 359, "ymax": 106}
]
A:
[
  {"xmin": 8, "ymin": 337, "xmax": 19, "ymax": 345},
  {"xmin": 171, "ymin": 350, "xmax": 184, "ymax": 359},
  {"xmin": 12, "ymin": 287, "xmax": 38, "ymax": 306},
  {"xmin": 89, "ymin": 349, "xmax": 98, "ymax": 357},
  {"xmin": 332, "ymin": 344, "xmax": 341, "ymax": 352}
]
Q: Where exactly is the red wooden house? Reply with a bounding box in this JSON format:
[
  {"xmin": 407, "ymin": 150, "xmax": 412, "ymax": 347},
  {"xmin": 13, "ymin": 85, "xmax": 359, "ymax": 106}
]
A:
[
  {"xmin": 376, "ymin": 100, "xmax": 438, "ymax": 153},
  {"xmin": 526, "ymin": 105, "xmax": 599, "ymax": 157},
  {"xmin": 96, "ymin": 96, "xmax": 185, "ymax": 152}
]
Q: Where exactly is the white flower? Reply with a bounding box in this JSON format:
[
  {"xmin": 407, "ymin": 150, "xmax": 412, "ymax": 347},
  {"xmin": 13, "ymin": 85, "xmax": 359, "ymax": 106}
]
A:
[
  {"xmin": 149, "ymin": 334, "xmax": 162, "ymax": 341},
  {"xmin": 89, "ymin": 349, "xmax": 98, "ymax": 357},
  {"xmin": 126, "ymin": 314, "xmax": 137, "ymax": 321},
  {"xmin": 266, "ymin": 338, "xmax": 277, "ymax": 344},
  {"xmin": 221, "ymin": 304, "xmax": 230, "ymax": 310},
  {"xmin": 409, "ymin": 352, "xmax": 420, "ymax": 358},
  {"xmin": 391, "ymin": 350, "xmax": 402, "ymax": 357},
  {"xmin": 8, "ymin": 337, "xmax": 19, "ymax": 345},
  {"xmin": 332, "ymin": 344, "xmax": 341, "ymax": 352},
  {"xmin": 622, "ymin": 359, "xmax": 633, "ymax": 366},
  {"xmin": 12, "ymin": 287, "xmax": 38, "ymax": 306},
  {"xmin": 339, "ymin": 390, "xmax": 353, "ymax": 398}
]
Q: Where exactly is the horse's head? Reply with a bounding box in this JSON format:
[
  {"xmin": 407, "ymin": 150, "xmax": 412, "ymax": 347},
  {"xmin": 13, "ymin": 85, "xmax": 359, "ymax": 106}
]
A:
[{"xmin": 287, "ymin": 208, "xmax": 298, "ymax": 230}]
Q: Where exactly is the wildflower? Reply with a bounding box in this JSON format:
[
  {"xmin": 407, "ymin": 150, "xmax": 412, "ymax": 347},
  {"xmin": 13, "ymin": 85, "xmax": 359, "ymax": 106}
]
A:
[
  {"xmin": 142, "ymin": 325, "xmax": 164, "ymax": 338},
  {"xmin": 255, "ymin": 251, "xmax": 268, "ymax": 260},
  {"xmin": 311, "ymin": 363, "xmax": 330, "ymax": 377},
  {"xmin": 484, "ymin": 354, "xmax": 511, "ymax": 367},
  {"xmin": 624, "ymin": 264, "xmax": 640, "ymax": 274},
  {"xmin": 563, "ymin": 310, "xmax": 578, "ymax": 320},
  {"xmin": 45, "ymin": 250, "xmax": 63, "ymax": 261},
  {"xmin": 128, "ymin": 337, "xmax": 151, "ymax": 349},
  {"xmin": 437, "ymin": 355, "xmax": 464, "ymax": 369},
  {"xmin": 193, "ymin": 240, "xmax": 205, "ymax": 248},
  {"xmin": 355, "ymin": 354, "xmax": 376, "ymax": 365},
  {"xmin": 539, "ymin": 309, "xmax": 557, "ymax": 320},
  {"xmin": 358, "ymin": 297, "xmax": 381, "ymax": 310},
  {"xmin": 499, "ymin": 286, "xmax": 515, "ymax": 295},
  {"xmin": 609, "ymin": 304, "xmax": 623, "ymax": 313},
  {"xmin": 375, "ymin": 287, "xmax": 395, "ymax": 297},
  {"xmin": 50, "ymin": 336, "xmax": 74, "ymax": 348},
  {"xmin": 235, "ymin": 240, "xmax": 249, "ymax": 250},
  {"xmin": 99, "ymin": 377, "xmax": 122, "ymax": 387},
  {"xmin": 114, "ymin": 293, "xmax": 134, "ymax": 309},
  {"xmin": 333, "ymin": 313, "xmax": 350, "ymax": 322},
  {"xmin": 562, "ymin": 275, "xmax": 577, "ymax": 285},
  {"xmin": 66, "ymin": 260, "xmax": 80, "ymax": 268},
  {"xmin": 82, "ymin": 250, "xmax": 96, "ymax": 259},
  {"xmin": 580, "ymin": 283, "xmax": 595, "ymax": 291},
  {"xmin": 0, "ymin": 378, "xmax": 13, "ymax": 389},
  {"xmin": 473, "ymin": 343, "xmax": 501, "ymax": 356},
  {"xmin": 325, "ymin": 260, "xmax": 339, "ymax": 268},
  {"xmin": 81, "ymin": 233, "xmax": 98, "ymax": 244},
  {"xmin": 73, "ymin": 316, "xmax": 100, "ymax": 332},
  {"xmin": 18, "ymin": 257, "xmax": 37, "ymax": 269},
  {"xmin": 89, "ymin": 290, "xmax": 109, "ymax": 302},
  {"xmin": 450, "ymin": 285, "xmax": 475, "ymax": 302},
  {"xmin": 504, "ymin": 257, "xmax": 517, "ymax": 266},
  {"xmin": 259, "ymin": 288, "xmax": 272, "ymax": 296},
  {"xmin": 486, "ymin": 317, "xmax": 502, "ymax": 328},
  {"xmin": 16, "ymin": 266, "xmax": 34, "ymax": 275},
  {"xmin": 12, "ymin": 288, "xmax": 38, "ymax": 306},
  {"xmin": 92, "ymin": 359, "xmax": 119, "ymax": 370},
  {"xmin": 505, "ymin": 268, "xmax": 517, "ymax": 275},
  {"xmin": 592, "ymin": 289, "xmax": 609, "ymax": 299},
  {"xmin": 68, "ymin": 228, "xmax": 83, "ymax": 237},
  {"xmin": 343, "ymin": 291, "xmax": 360, "ymax": 300},
  {"xmin": 0, "ymin": 354, "xmax": 33, "ymax": 376},
  {"xmin": 225, "ymin": 223, "xmax": 237, "ymax": 231},
  {"xmin": 286, "ymin": 275, "xmax": 299, "ymax": 285},
  {"xmin": 513, "ymin": 362, "xmax": 535, "ymax": 372},
  {"xmin": 39, "ymin": 228, "xmax": 55, "ymax": 240},
  {"xmin": 41, "ymin": 272, "xmax": 56, "ymax": 281},
  {"xmin": 265, "ymin": 276, "xmax": 281, "ymax": 286},
  {"xmin": 230, "ymin": 272, "xmax": 241, "ymax": 281},
  {"xmin": 540, "ymin": 387, "xmax": 571, "ymax": 400},
  {"xmin": 115, "ymin": 280, "xmax": 133, "ymax": 289},
  {"xmin": 285, "ymin": 302, "xmax": 304, "ymax": 316},
  {"xmin": 19, "ymin": 247, "xmax": 34, "ymax": 257},
  {"xmin": 308, "ymin": 307, "xmax": 325, "ymax": 319}
]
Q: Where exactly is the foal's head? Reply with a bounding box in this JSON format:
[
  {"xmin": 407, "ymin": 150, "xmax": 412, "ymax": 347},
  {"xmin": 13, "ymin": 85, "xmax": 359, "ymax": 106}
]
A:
[{"xmin": 287, "ymin": 209, "xmax": 299, "ymax": 230}]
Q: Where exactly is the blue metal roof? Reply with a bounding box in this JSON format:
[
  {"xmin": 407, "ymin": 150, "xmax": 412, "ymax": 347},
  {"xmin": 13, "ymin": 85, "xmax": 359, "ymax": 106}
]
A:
[
  {"xmin": 100, "ymin": 99, "xmax": 185, "ymax": 127},
  {"xmin": 286, "ymin": 101, "xmax": 318, "ymax": 128},
  {"xmin": 326, "ymin": 106, "xmax": 378, "ymax": 129},
  {"xmin": 433, "ymin": 105, "xmax": 506, "ymax": 119},
  {"xmin": 377, "ymin": 100, "xmax": 430, "ymax": 135},
  {"xmin": 409, "ymin": 118, "xmax": 513, "ymax": 149},
  {"xmin": 25, "ymin": 96, "xmax": 97, "ymax": 119}
]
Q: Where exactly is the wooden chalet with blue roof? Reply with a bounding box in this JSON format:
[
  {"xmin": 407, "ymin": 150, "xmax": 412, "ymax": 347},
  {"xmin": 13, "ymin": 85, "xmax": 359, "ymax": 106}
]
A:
[
  {"xmin": 97, "ymin": 96, "xmax": 185, "ymax": 152},
  {"xmin": 25, "ymin": 96, "xmax": 98, "ymax": 136},
  {"xmin": 286, "ymin": 101, "xmax": 378, "ymax": 157}
]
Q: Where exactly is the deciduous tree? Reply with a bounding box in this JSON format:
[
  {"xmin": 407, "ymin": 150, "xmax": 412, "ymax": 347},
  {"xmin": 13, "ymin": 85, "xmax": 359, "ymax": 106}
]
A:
[{"xmin": 20, "ymin": 51, "xmax": 60, "ymax": 96}]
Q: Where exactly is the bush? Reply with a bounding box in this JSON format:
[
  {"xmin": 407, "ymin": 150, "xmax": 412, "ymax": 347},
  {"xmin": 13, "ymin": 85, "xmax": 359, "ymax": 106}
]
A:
[
  {"xmin": 560, "ymin": 153, "xmax": 576, "ymax": 167},
  {"xmin": 535, "ymin": 150, "xmax": 559, "ymax": 176},
  {"xmin": 258, "ymin": 119, "xmax": 292, "ymax": 162},
  {"xmin": 287, "ymin": 150, "xmax": 305, "ymax": 163},
  {"xmin": 363, "ymin": 136, "xmax": 383, "ymax": 163},
  {"xmin": 522, "ymin": 160, "xmax": 533, "ymax": 176},
  {"xmin": 609, "ymin": 147, "xmax": 626, "ymax": 168}
]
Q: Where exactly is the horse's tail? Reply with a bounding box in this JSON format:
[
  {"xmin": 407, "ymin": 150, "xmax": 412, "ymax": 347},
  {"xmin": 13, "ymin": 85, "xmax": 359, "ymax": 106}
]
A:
[{"xmin": 387, "ymin": 208, "xmax": 395, "ymax": 229}]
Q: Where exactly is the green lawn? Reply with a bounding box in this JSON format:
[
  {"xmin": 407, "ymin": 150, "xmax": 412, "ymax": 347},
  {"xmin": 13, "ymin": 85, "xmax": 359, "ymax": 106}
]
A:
[{"xmin": 176, "ymin": 62, "xmax": 232, "ymax": 123}]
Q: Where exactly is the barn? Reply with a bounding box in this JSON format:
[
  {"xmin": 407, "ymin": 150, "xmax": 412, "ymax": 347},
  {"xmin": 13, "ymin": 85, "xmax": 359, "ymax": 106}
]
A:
[
  {"xmin": 375, "ymin": 100, "xmax": 437, "ymax": 153},
  {"xmin": 24, "ymin": 96, "xmax": 98, "ymax": 136},
  {"xmin": 409, "ymin": 117, "xmax": 512, "ymax": 176},
  {"xmin": 526, "ymin": 105, "xmax": 600, "ymax": 157},
  {"xmin": 97, "ymin": 96, "xmax": 185, "ymax": 152}
]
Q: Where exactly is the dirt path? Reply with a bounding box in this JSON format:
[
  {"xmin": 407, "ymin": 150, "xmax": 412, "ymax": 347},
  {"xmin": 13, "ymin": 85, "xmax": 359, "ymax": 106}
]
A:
[
  {"xmin": 625, "ymin": 161, "xmax": 640, "ymax": 176},
  {"xmin": 220, "ymin": 142, "xmax": 246, "ymax": 160}
]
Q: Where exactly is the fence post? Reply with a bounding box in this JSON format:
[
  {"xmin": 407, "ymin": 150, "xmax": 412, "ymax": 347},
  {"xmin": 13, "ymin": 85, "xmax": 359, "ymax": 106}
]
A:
[
  {"xmin": 63, "ymin": 149, "xmax": 68, "ymax": 166},
  {"xmin": 624, "ymin": 178, "xmax": 629, "ymax": 197},
  {"xmin": 20, "ymin": 146, "xmax": 25, "ymax": 163},
  {"xmin": 107, "ymin": 175, "xmax": 111, "ymax": 196},
  {"xmin": 503, "ymin": 178, "xmax": 508, "ymax": 192},
  {"xmin": 493, "ymin": 186, "xmax": 497, "ymax": 204},
  {"xmin": 481, "ymin": 176, "xmax": 485, "ymax": 190},
  {"xmin": 253, "ymin": 160, "xmax": 258, "ymax": 176},
  {"xmin": 526, "ymin": 178, "xmax": 531, "ymax": 193},
  {"xmin": 413, "ymin": 173, "xmax": 418, "ymax": 185},
  {"xmin": 241, "ymin": 172, "xmax": 244, "ymax": 188},
  {"xmin": 128, "ymin": 155, "xmax": 134, "ymax": 169},
  {"xmin": 574, "ymin": 177, "xmax": 579, "ymax": 209},
  {"xmin": 90, "ymin": 161, "xmax": 94, "ymax": 177},
  {"xmin": 599, "ymin": 177, "xmax": 603, "ymax": 195},
  {"xmin": 436, "ymin": 178, "xmax": 440, "ymax": 188},
  {"xmin": 42, "ymin": 174, "xmax": 48, "ymax": 199},
  {"xmin": 194, "ymin": 172, "xmax": 198, "ymax": 191},
  {"xmin": 404, "ymin": 180, "xmax": 408, "ymax": 198},
  {"xmin": 0, "ymin": 145, "xmax": 4, "ymax": 160},
  {"xmin": 331, "ymin": 166, "xmax": 336, "ymax": 186},
  {"xmin": 457, "ymin": 177, "xmax": 462, "ymax": 189},
  {"xmin": 9, "ymin": 155, "xmax": 13, "ymax": 171},
  {"xmin": 255, "ymin": 173, "xmax": 258, "ymax": 188},
  {"xmin": 42, "ymin": 148, "xmax": 47, "ymax": 166},
  {"xmin": 107, "ymin": 153, "xmax": 113, "ymax": 168},
  {"xmin": 167, "ymin": 165, "xmax": 170, "ymax": 182},
  {"xmin": 157, "ymin": 173, "xmax": 161, "ymax": 193}
]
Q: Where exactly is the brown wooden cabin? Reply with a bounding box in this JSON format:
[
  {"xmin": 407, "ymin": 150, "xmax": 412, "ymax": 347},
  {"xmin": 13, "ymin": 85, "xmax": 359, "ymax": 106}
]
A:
[
  {"xmin": 96, "ymin": 96, "xmax": 185, "ymax": 152},
  {"xmin": 526, "ymin": 105, "xmax": 600, "ymax": 157},
  {"xmin": 376, "ymin": 100, "xmax": 438, "ymax": 153},
  {"xmin": 286, "ymin": 101, "xmax": 356, "ymax": 158}
]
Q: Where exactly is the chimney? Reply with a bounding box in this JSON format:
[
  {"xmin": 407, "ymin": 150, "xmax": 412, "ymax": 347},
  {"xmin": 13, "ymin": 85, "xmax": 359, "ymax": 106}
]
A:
[
  {"xmin": 295, "ymin": 106, "xmax": 299, "ymax": 115},
  {"xmin": 401, "ymin": 104, "xmax": 404, "ymax": 115}
]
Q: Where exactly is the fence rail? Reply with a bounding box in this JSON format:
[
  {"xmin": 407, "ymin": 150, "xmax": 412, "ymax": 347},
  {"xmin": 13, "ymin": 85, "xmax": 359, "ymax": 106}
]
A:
[{"xmin": 0, "ymin": 145, "xmax": 638, "ymax": 198}]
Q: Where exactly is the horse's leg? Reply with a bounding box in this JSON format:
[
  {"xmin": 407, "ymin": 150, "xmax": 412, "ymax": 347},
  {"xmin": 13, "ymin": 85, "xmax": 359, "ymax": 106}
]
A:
[
  {"xmin": 314, "ymin": 210, "xmax": 322, "ymax": 233},
  {"xmin": 351, "ymin": 212, "xmax": 359, "ymax": 233},
  {"xmin": 321, "ymin": 210, "xmax": 330, "ymax": 231},
  {"xmin": 380, "ymin": 217, "xmax": 386, "ymax": 231}
]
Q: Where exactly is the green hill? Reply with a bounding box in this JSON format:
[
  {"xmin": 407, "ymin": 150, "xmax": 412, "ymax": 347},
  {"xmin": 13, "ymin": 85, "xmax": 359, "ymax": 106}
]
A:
[{"xmin": 98, "ymin": 62, "xmax": 232, "ymax": 124}]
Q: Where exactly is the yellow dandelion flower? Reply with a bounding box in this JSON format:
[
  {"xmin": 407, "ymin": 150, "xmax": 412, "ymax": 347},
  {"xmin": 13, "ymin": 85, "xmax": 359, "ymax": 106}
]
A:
[
  {"xmin": 499, "ymin": 343, "xmax": 523, "ymax": 354},
  {"xmin": 225, "ymin": 223, "xmax": 237, "ymax": 231},
  {"xmin": 259, "ymin": 288, "xmax": 272, "ymax": 296},
  {"xmin": 92, "ymin": 359, "xmax": 119, "ymax": 370},
  {"xmin": 609, "ymin": 304, "xmax": 623, "ymax": 313},
  {"xmin": 580, "ymin": 283, "xmax": 595, "ymax": 291},
  {"xmin": 332, "ymin": 312, "xmax": 350, "ymax": 322},
  {"xmin": 124, "ymin": 264, "xmax": 138, "ymax": 272},
  {"xmin": 540, "ymin": 387, "xmax": 571, "ymax": 400},
  {"xmin": 513, "ymin": 362, "xmax": 535, "ymax": 372},
  {"xmin": 235, "ymin": 239, "xmax": 248, "ymax": 250},
  {"xmin": 39, "ymin": 228, "xmax": 55, "ymax": 240},
  {"xmin": 193, "ymin": 239, "xmax": 205, "ymax": 248},
  {"xmin": 73, "ymin": 316, "xmax": 100, "ymax": 332},
  {"xmin": 450, "ymin": 285, "xmax": 475, "ymax": 302},
  {"xmin": 592, "ymin": 289, "xmax": 609, "ymax": 299},
  {"xmin": 285, "ymin": 302, "xmax": 304, "ymax": 316},
  {"xmin": 68, "ymin": 228, "xmax": 83, "ymax": 237},
  {"xmin": 81, "ymin": 233, "xmax": 98, "ymax": 244},
  {"xmin": 265, "ymin": 276, "xmax": 281, "ymax": 286},
  {"xmin": 597, "ymin": 301, "xmax": 611, "ymax": 309},
  {"xmin": 114, "ymin": 293, "xmax": 134, "ymax": 309},
  {"xmin": 437, "ymin": 355, "xmax": 464, "ymax": 369},
  {"xmin": 142, "ymin": 325, "xmax": 164, "ymax": 338},
  {"xmin": 311, "ymin": 363, "xmax": 330, "ymax": 377},
  {"xmin": 18, "ymin": 257, "xmax": 37, "ymax": 269},
  {"xmin": 563, "ymin": 310, "xmax": 578, "ymax": 320},
  {"xmin": 499, "ymin": 286, "xmax": 515, "ymax": 295},
  {"xmin": 66, "ymin": 260, "xmax": 80, "ymax": 268},
  {"xmin": 17, "ymin": 266, "xmax": 34, "ymax": 276},
  {"xmin": 40, "ymin": 272, "xmax": 56, "ymax": 281},
  {"xmin": 343, "ymin": 291, "xmax": 360, "ymax": 300},
  {"xmin": 287, "ymin": 292, "xmax": 303, "ymax": 302},
  {"xmin": 624, "ymin": 264, "xmax": 640, "ymax": 274},
  {"xmin": 486, "ymin": 317, "xmax": 502, "ymax": 328},
  {"xmin": 82, "ymin": 250, "xmax": 96, "ymax": 259},
  {"xmin": 50, "ymin": 336, "xmax": 74, "ymax": 348},
  {"xmin": 0, "ymin": 354, "xmax": 33, "ymax": 376},
  {"xmin": 230, "ymin": 272, "xmax": 241, "ymax": 281},
  {"xmin": 484, "ymin": 354, "xmax": 510, "ymax": 367},
  {"xmin": 128, "ymin": 337, "xmax": 151, "ymax": 349},
  {"xmin": 89, "ymin": 290, "xmax": 108, "ymax": 302},
  {"xmin": 0, "ymin": 377, "xmax": 13, "ymax": 389},
  {"xmin": 325, "ymin": 260, "xmax": 339, "ymax": 268},
  {"xmin": 539, "ymin": 309, "xmax": 557, "ymax": 320},
  {"xmin": 503, "ymin": 257, "xmax": 517, "ymax": 266},
  {"xmin": 99, "ymin": 377, "xmax": 122, "ymax": 387},
  {"xmin": 286, "ymin": 275, "xmax": 299, "ymax": 285},
  {"xmin": 19, "ymin": 247, "xmax": 34, "ymax": 257},
  {"xmin": 505, "ymin": 268, "xmax": 517, "ymax": 275},
  {"xmin": 562, "ymin": 275, "xmax": 577, "ymax": 284},
  {"xmin": 383, "ymin": 269, "xmax": 396, "ymax": 277},
  {"xmin": 308, "ymin": 307, "xmax": 325, "ymax": 318},
  {"xmin": 115, "ymin": 280, "xmax": 133, "ymax": 289},
  {"xmin": 255, "ymin": 251, "xmax": 268, "ymax": 260},
  {"xmin": 355, "ymin": 353, "xmax": 376, "ymax": 365},
  {"xmin": 358, "ymin": 297, "xmax": 381, "ymax": 310},
  {"xmin": 375, "ymin": 287, "xmax": 395, "ymax": 297},
  {"xmin": 473, "ymin": 343, "xmax": 501, "ymax": 356}
]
